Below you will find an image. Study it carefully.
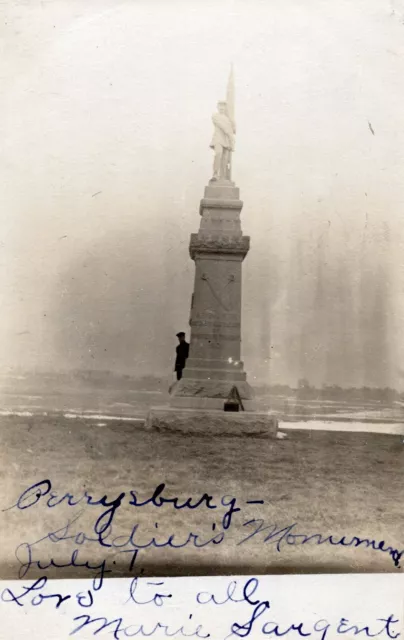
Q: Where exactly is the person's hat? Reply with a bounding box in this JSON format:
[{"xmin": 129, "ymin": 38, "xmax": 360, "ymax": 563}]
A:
[{"xmin": 176, "ymin": 331, "xmax": 185, "ymax": 338}]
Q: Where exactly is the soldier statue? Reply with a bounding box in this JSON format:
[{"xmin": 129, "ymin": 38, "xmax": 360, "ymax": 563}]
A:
[{"xmin": 210, "ymin": 100, "xmax": 236, "ymax": 181}]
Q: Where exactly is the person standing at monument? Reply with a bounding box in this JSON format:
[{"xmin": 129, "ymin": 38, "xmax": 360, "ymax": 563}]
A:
[{"xmin": 174, "ymin": 332, "xmax": 189, "ymax": 381}]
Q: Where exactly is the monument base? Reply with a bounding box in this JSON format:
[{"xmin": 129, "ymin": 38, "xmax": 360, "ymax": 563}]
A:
[
  {"xmin": 145, "ymin": 406, "xmax": 278, "ymax": 438},
  {"xmin": 169, "ymin": 378, "xmax": 256, "ymax": 411}
]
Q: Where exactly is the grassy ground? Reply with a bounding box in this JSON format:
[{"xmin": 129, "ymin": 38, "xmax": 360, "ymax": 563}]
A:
[{"xmin": 0, "ymin": 414, "xmax": 403, "ymax": 586}]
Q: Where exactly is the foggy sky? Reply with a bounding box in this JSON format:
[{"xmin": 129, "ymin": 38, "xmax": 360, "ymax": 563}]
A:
[{"xmin": 2, "ymin": 0, "xmax": 404, "ymax": 389}]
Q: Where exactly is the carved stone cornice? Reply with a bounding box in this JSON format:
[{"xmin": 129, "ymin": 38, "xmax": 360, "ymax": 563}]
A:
[
  {"xmin": 199, "ymin": 198, "xmax": 243, "ymax": 215},
  {"xmin": 189, "ymin": 233, "xmax": 250, "ymax": 259}
]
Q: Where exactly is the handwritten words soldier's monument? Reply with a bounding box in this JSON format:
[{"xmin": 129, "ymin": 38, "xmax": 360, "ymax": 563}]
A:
[{"xmin": 147, "ymin": 68, "xmax": 278, "ymax": 436}]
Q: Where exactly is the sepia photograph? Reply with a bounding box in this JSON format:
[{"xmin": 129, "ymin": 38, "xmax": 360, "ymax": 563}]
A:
[{"xmin": 1, "ymin": 1, "xmax": 404, "ymax": 626}]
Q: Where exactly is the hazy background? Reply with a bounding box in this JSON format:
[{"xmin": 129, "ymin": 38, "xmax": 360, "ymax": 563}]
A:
[{"xmin": 1, "ymin": 0, "xmax": 404, "ymax": 389}]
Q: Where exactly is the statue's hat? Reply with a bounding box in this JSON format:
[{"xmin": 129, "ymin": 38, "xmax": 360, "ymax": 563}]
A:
[{"xmin": 176, "ymin": 331, "xmax": 186, "ymax": 338}]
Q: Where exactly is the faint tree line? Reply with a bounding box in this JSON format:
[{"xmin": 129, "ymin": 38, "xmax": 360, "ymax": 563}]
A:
[{"xmin": 254, "ymin": 378, "xmax": 404, "ymax": 403}]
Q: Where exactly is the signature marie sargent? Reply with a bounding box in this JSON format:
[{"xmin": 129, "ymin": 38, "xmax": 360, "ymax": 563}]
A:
[{"xmin": 0, "ymin": 576, "xmax": 401, "ymax": 640}]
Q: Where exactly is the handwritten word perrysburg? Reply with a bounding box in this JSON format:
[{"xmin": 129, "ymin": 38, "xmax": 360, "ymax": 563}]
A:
[
  {"xmin": 4, "ymin": 479, "xmax": 264, "ymax": 537},
  {"xmin": 0, "ymin": 576, "xmax": 401, "ymax": 639}
]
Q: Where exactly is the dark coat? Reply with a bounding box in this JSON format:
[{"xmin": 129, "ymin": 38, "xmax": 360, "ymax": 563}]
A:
[{"xmin": 175, "ymin": 341, "xmax": 189, "ymax": 370}]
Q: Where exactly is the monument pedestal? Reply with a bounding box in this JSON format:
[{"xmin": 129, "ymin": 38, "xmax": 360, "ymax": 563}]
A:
[
  {"xmin": 169, "ymin": 178, "xmax": 256, "ymax": 410},
  {"xmin": 146, "ymin": 177, "xmax": 277, "ymax": 437}
]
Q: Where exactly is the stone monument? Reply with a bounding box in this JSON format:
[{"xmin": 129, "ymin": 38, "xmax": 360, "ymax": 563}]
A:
[{"xmin": 147, "ymin": 67, "xmax": 278, "ymax": 437}]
